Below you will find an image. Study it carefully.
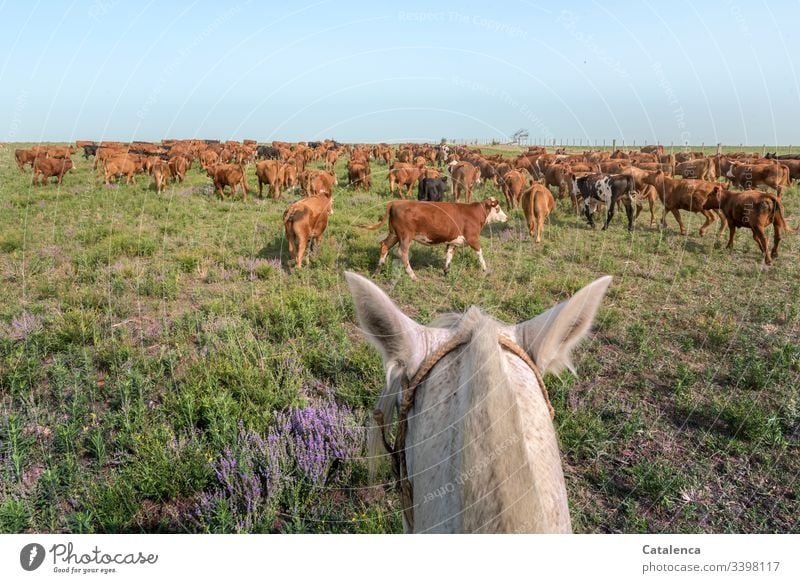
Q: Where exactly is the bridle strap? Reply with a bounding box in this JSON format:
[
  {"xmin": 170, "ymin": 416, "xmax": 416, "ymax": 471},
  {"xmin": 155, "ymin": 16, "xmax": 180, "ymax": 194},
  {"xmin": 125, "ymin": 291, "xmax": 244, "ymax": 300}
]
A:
[{"xmin": 373, "ymin": 331, "xmax": 553, "ymax": 531}]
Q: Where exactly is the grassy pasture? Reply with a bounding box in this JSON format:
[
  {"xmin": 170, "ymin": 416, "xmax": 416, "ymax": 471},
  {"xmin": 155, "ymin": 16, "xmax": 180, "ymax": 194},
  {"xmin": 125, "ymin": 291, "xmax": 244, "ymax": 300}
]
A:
[{"xmin": 0, "ymin": 143, "xmax": 798, "ymax": 533}]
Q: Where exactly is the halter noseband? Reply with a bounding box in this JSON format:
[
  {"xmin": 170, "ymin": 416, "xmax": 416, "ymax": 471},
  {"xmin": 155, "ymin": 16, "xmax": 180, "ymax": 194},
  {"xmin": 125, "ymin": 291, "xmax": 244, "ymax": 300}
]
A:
[{"xmin": 373, "ymin": 330, "xmax": 554, "ymax": 531}]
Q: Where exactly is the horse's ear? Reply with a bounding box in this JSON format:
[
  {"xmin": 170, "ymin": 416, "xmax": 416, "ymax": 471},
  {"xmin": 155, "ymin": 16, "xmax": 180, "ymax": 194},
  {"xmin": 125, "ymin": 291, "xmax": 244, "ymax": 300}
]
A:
[
  {"xmin": 515, "ymin": 276, "xmax": 612, "ymax": 375},
  {"xmin": 345, "ymin": 272, "xmax": 422, "ymax": 365}
]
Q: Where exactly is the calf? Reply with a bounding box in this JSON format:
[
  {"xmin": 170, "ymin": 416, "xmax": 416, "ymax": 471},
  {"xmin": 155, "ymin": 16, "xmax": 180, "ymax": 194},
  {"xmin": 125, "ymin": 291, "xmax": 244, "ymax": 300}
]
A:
[
  {"xmin": 149, "ymin": 160, "xmax": 170, "ymax": 194},
  {"xmin": 449, "ymin": 161, "xmax": 482, "ymax": 203},
  {"xmin": 521, "ymin": 183, "xmax": 555, "ymax": 243},
  {"xmin": 103, "ymin": 156, "xmax": 138, "ymax": 185},
  {"xmin": 726, "ymin": 162, "xmax": 790, "ymax": 197},
  {"xmin": 168, "ymin": 156, "xmax": 189, "ymax": 182},
  {"xmin": 704, "ymin": 188, "xmax": 788, "ymax": 265},
  {"xmin": 498, "ymin": 170, "xmax": 527, "ymax": 209},
  {"xmin": 417, "ymin": 177, "xmax": 448, "ymax": 202},
  {"xmin": 207, "ymin": 164, "xmax": 248, "ymax": 201},
  {"xmin": 643, "ymin": 171, "xmax": 724, "ymax": 236},
  {"xmin": 347, "ymin": 160, "xmax": 372, "ymax": 191},
  {"xmin": 388, "ymin": 164, "xmax": 423, "ymax": 198},
  {"xmin": 283, "ymin": 195, "xmax": 333, "ymax": 269},
  {"xmin": 15, "ymin": 149, "xmax": 39, "ymax": 172},
  {"xmin": 299, "ymin": 170, "xmax": 336, "ymax": 198},
  {"xmin": 32, "ymin": 157, "xmax": 74, "ymax": 186},
  {"xmin": 255, "ymin": 160, "xmax": 283, "ymax": 198},
  {"xmin": 571, "ymin": 173, "xmax": 637, "ymax": 231},
  {"xmin": 360, "ymin": 197, "xmax": 507, "ymax": 280},
  {"xmin": 675, "ymin": 158, "xmax": 715, "ymax": 181}
]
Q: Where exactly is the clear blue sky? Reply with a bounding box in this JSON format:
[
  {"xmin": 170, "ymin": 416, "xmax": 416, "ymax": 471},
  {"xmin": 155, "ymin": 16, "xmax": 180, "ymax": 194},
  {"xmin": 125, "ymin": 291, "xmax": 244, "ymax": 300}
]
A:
[{"xmin": 1, "ymin": 0, "xmax": 798, "ymax": 145}]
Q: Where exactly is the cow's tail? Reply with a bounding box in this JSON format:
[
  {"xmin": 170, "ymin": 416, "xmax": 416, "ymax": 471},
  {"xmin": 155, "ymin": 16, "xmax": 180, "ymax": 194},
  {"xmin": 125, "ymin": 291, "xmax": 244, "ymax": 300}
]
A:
[{"xmin": 358, "ymin": 202, "xmax": 393, "ymax": 230}]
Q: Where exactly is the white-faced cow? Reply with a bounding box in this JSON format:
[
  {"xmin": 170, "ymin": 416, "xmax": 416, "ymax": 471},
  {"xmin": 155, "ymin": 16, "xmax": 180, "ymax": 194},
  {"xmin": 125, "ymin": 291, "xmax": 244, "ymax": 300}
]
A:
[{"xmin": 359, "ymin": 197, "xmax": 508, "ymax": 280}]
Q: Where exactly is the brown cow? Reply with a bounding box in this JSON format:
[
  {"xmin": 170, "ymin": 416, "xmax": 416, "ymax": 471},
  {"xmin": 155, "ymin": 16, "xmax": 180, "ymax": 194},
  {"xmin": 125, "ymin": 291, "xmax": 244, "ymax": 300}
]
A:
[
  {"xmin": 704, "ymin": 189, "xmax": 788, "ymax": 265},
  {"xmin": 543, "ymin": 164, "xmax": 572, "ymax": 202},
  {"xmin": 207, "ymin": 164, "xmax": 248, "ymax": 201},
  {"xmin": 32, "ymin": 157, "xmax": 74, "ymax": 186},
  {"xmin": 643, "ymin": 171, "xmax": 724, "ymax": 236},
  {"xmin": 255, "ymin": 160, "xmax": 283, "ymax": 198},
  {"xmin": 299, "ymin": 170, "xmax": 336, "ymax": 198},
  {"xmin": 521, "ymin": 183, "xmax": 555, "ymax": 243},
  {"xmin": 149, "ymin": 160, "xmax": 170, "ymax": 194},
  {"xmin": 283, "ymin": 195, "xmax": 333, "ymax": 269},
  {"xmin": 279, "ymin": 163, "xmax": 298, "ymax": 192},
  {"xmin": 199, "ymin": 149, "xmax": 220, "ymax": 169},
  {"xmin": 675, "ymin": 158, "xmax": 715, "ymax": 181},
  {"xmin": 14, "ymin": 149, "xmax": 40, "ymax": 172},
  {"xmin": 360, "ymin": 197, "xmax": 508, "ymax": 280},
  {"xmin": 168, "ymin": 156, "xmax": 189, "ymax": 182},
  {"xmin": 104, "ymin": 156, "xmax": 138, "ymax": 185},
  {"xmin": 449, "ymin": 161, "xmax": 482, "ymax": 203},
  {"xmin": 499, "ymin": 170, "xmax": 527, "ymax": 209},
  {"xmin": 388, "ymin": 164, "xmax": 423, "ymax": 198},
  {"xmin": 347, "ymin": 160, "xmax": 371, "ymax": 191},
  {"xmin": 725, "ymin": 162, "xmax": 790, "ymax": 197}
]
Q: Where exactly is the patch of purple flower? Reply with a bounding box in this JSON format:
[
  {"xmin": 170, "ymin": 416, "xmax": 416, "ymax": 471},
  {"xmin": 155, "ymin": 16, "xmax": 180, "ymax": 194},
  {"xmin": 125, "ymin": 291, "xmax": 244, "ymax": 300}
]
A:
[
  {"xmin": 195, "ymin": 399, "xmax": 363, "ymax": 532},
  {"xmin": 10, "ymin": 312, "xmax": 42, "ymax": 341},
  {"xmin": 497, "ymin": 228, "xmax": 516, "ymax": 244}
]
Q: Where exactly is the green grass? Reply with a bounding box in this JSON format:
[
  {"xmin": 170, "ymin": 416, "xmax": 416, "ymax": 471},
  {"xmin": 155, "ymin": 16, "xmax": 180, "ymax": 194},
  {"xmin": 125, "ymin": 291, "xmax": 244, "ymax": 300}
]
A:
[{"xmin": 0, "ymin": 143, "xmax": 798, "ymax": 533}]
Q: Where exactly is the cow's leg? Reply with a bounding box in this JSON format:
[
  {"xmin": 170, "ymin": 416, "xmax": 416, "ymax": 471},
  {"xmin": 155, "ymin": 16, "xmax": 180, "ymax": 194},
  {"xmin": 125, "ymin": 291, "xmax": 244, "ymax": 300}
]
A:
[
  {"xmin": 375, "ymin": 232, "xmax": 398, "ymax": 274},
  {"xmin": 444, "ymin": 245, "xmax": 455, "ymax": 275},
  {"xmin": 536, "ymin": 207, "xmax": 545, "ymax": 243},
  {"xmin": 698, "ymin": 211, "xmax": 715, "ymax": 236},
  {"xmin": 602, "ymin": 197, "xmax": 615, "ymax": 230},
  {"xmin": 726, "ymin": 225, "xmax": 737, "ymax": 249},
  {"xmin": 624, "ymin": 196, "xmax": 634, "ymax": 231},
  {"xmin": 751, "ymin": 227, "xmax": 770, "ymax": 264},
  {"xmin": 296, "ymin": 235, "xmax": 308, "ymax": 269},
  {"xmin": 258, "ymin": 178, "xmax": 263, "ymax": 197},
  {"xmin": 771, "ymin": 219, "xmax": 782, "ymax": 259},
  {"xmin": 647, "ymin": 193, "xmax": 656, "ymax": 227},
  {"xmin": 475, "ymin": 247, "xmax": 488, "ymax": 272},
  {"xmin": 285, "ymin": 223, "xmax": 296, "ymax": 265},
  {"xmin": 715, "ymin": 210, "xmax": 727, "ymax": 238},
  {"xmin": 584, "ymin": 199, "xmax": 596, "ymax": 229},
  {"xmin": 671, "ymin": 210, "xmax": 687, "ymax": 235},
  {"xmin": 398, "ymin": 239, "xmax": 416, "ymax": 280}
]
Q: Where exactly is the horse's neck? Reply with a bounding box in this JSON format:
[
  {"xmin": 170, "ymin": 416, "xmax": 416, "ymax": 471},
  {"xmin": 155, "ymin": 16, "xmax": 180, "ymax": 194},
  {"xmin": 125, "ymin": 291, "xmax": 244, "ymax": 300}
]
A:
[
  {"xmin": 460, "ymin": 321, "xmax": 570, "ymax": 532},
  {"xmin": 409, "ymin": 317, "xmax": 571, "ymax": 533}
]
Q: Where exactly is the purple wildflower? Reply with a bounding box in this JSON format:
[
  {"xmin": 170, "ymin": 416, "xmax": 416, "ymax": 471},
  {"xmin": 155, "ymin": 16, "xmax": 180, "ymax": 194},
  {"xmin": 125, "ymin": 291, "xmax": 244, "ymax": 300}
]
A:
[{"xmin": 10, "ymin": 312, "xmax": 42, "ymax": 341}]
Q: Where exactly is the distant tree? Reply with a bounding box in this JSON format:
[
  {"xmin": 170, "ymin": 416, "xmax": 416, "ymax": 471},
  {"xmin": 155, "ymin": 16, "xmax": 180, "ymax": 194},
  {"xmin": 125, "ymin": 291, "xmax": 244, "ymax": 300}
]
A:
[{"xmin": 510, "ymin": 129, "xmax": 529, "ymax": 145}]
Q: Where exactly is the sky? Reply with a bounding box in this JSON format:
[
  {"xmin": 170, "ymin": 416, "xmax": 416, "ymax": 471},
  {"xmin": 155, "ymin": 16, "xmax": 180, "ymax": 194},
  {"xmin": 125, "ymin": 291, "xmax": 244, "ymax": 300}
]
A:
[{"xmin": 1, "ymin": 0, "xmax": 798, "ymax": 145}]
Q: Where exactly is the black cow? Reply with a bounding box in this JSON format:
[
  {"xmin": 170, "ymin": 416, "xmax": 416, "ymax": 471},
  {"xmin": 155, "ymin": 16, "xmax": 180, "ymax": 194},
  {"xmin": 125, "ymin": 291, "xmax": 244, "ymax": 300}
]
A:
[
  {"xmin": 766, "ymin": 152, "xmax": 800, "ymax": 160},
  {"xmin": 256, "ymin": 145, "xmax": 280, "ymax": 160},
  {"xmin": 417, "ymin": 176, "xmax": 449, "ymax": 201},
  {"xmin": 570, "ymin": 172, "xmax": 637, "ymax": 231},
  {"xmin": 82, "ymin": 145, "xmax": 99, "ymax": 159}
]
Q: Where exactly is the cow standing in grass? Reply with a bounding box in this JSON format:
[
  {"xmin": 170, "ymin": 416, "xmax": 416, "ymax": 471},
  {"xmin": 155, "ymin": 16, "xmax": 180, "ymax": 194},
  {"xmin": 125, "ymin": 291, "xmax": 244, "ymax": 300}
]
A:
[
  {"xmin": 704, "ymin": 188, "xmax": 790, "ymax": 265},
  {"xmin": 283, "ymin": 195, "xmax": 332, "ymax": 269},
  {"xmin": 360, "ymin": 197, "xmax": 508, "ymax": 280},
  {"xmin": 571, "ymin": 173, "xmax": 637, "ymax": 231}
]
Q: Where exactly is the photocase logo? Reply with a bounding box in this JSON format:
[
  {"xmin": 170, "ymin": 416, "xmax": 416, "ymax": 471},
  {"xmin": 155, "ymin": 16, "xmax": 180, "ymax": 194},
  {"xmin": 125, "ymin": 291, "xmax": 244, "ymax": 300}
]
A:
[{"xmin": 20, "ymin": 543, "xmax": 46, "ymax": 571}]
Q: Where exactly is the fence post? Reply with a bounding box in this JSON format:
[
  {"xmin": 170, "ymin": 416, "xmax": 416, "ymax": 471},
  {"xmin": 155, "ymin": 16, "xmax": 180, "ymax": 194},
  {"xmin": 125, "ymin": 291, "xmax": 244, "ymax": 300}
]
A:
[{"xmin": 612, "ymin": 139, "xmax": 616, "ymax": 151}]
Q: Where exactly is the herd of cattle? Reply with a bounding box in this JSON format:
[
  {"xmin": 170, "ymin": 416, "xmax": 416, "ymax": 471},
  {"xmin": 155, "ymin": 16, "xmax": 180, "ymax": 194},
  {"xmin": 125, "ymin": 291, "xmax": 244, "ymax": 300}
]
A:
[{"xmin": 10, "ymin": 139, "xmax": 796, "ymax": 275}]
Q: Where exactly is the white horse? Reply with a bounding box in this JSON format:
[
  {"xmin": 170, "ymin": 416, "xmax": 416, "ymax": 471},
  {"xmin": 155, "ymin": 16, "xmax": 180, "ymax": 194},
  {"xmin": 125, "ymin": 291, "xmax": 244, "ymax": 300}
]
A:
[{"xmin": 345, "ymin": 271, "xmax": 611, "ymax": 533}]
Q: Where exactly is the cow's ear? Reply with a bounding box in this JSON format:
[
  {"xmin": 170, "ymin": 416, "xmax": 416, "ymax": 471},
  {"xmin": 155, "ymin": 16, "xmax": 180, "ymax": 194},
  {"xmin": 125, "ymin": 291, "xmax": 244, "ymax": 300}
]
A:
[
  {"xmin": 345, "ymin": 271, "xmax": 423, "ymax": 366},
  {"xmin": 515, "ymin": 276, "xmax": 612, "ymax": 375}
]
